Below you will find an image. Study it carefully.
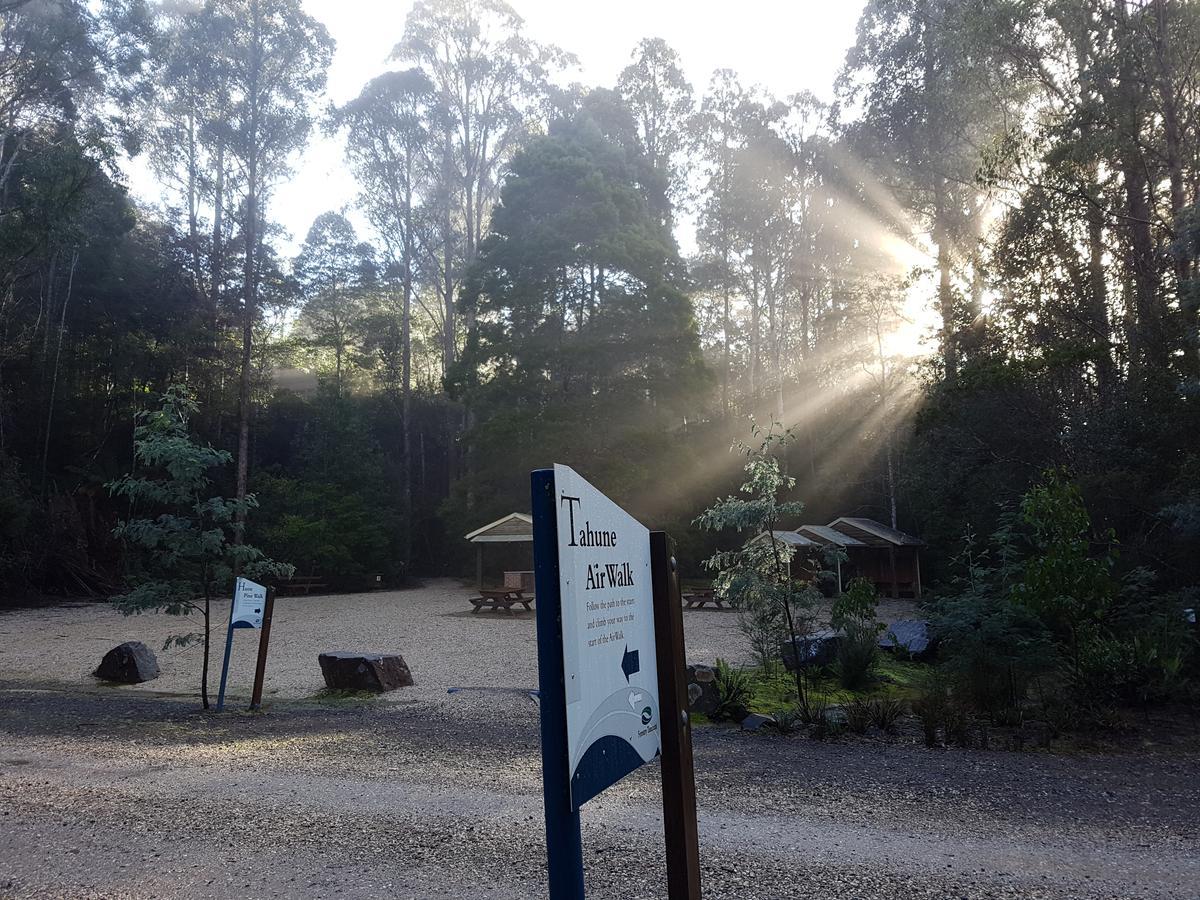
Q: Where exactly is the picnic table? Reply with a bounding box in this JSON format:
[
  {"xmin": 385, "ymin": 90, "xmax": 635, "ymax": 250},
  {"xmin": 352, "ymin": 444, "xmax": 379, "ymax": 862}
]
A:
[
  {"xmin": 682, "ymin": 589, "xmax": 725, "ymax": 609},
  {"xmin": 470, "ymin": 587, "xmax": 534, "ymax": 614}
]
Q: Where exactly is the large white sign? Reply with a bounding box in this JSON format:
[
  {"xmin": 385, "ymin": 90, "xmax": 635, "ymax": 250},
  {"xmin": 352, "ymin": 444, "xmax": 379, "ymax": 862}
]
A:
[
  {"xmin": 232, "ymin": 577, "xmax": 267, "ymax": 629},
  {"xmin": 554, "ymin": 464, "xmax": 659, "ymax": 807}
]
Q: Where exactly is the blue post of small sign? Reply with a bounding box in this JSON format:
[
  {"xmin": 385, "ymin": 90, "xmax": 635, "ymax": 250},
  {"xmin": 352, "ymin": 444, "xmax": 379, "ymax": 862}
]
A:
[
  {"xmin": 532, "ymin": 468, "xmax": 586, "ymax": 900},
  {"xmin": 215, "ymin": 596, "xmax": 237, "ymax": 712}
]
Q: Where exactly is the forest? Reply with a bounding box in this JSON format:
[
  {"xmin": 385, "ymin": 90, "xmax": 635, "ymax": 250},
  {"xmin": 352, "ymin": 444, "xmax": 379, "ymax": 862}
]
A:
[{"xmin": 0, "ymin": 0, "xmax": 1197, "ymax": 614}]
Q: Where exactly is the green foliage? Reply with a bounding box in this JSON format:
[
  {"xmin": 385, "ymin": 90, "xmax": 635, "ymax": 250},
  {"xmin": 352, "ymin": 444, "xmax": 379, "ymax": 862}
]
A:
[
  {"xmin": 712, "ymin": 658, "xmax": 752, "ymax": 722},
  {"xmin": 0, "ymin": 453, "xmax": 39, "ymax": 590},
  {"xmin": 696, "ymin": 423, "xmax": 815, "ymax": 707},
  {"xmin": 844, "ymin": 695, "xmax": 872, "ymax": 734},
  {"xmin": 934, "ymin": 472, "xmax": 1194, "ymax": 726},
  {"xmin": 836, "ymin": 623, "xmax": 882, "ymax": 692},
  {"xmin": 108, "ymin": 388, "xmax": 293, "ymax": 708},
  {"xmin": 831, "ymin": 576, "xmax": 884, "ymax": 690},
  {"xmin": 831, "ymin": 577, "xmax": 880, "ymax": 632},
  {"xmin": 1014, "ymin": 470, "xmax": 1118, "ymax": 657},
  {"xmin": 252, "ymin": 389, "xmax": 404, "ymax": 579},
  {"xmin": 868, "ymin": 697, "xmax": 906, "ymax": 732}
]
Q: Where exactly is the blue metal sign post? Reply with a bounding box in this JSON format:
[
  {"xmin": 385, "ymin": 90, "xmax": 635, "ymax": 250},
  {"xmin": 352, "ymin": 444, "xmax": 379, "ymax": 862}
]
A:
[{"xmin": 532, "ymin": 468, "xmax": 585, "ymax": 899}]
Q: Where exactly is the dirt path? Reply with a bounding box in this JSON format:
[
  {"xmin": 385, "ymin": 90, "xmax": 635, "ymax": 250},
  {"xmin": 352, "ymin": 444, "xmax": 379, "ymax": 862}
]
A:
[{"xmin": 1, "ymin": 686, "xmax": 1195, "ymax": 899}]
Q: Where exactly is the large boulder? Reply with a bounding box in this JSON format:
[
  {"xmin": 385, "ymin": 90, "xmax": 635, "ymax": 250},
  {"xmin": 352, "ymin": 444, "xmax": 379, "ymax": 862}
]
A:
[
  {"xmin": 685, "ymin": 664, "xmax": 720, "ymax": 717},
  {"xmin": 94, "ymin": 641, "xmax": 160, "ymax": 684},
  {"xmin": 780, "ymin": 629, "xmax": 842, "ymax": 671},
  {"xmin": 318, "ymin": 652, "xmax": 414, "ymax": 692},
  {"xmin": 879, "ymin": 619, "xmax": 935, "ymax": 660}
]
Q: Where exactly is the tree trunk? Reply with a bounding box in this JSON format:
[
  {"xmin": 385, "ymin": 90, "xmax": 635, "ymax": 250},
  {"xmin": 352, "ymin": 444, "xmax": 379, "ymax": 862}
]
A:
[
  {"xmin": 401, "ymin": 180, "xmax": 414, "ymax": 569},
  {"xmin": 40, "ymin": 250, "xmax": 77, "ymax": 495},
  {"xmin": 201, "ymin": 595, "xmax": 211, "ymax": 710},
  {"xmin": 235, "ymin": 2, "xmax": 263, "ymax": 542}
]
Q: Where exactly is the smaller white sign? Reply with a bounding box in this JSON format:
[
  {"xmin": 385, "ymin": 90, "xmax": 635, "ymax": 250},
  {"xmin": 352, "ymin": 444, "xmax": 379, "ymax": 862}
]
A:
[{"xmin": 232, "ymin": 577, "xmax": 267, "ymax": 628}]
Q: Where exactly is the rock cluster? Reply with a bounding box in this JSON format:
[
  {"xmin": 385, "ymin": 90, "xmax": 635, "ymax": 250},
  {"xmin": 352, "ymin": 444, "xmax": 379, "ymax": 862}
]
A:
[{"xmin": 685, "ymin": 664, "xmax": 719, "ymax": 716}]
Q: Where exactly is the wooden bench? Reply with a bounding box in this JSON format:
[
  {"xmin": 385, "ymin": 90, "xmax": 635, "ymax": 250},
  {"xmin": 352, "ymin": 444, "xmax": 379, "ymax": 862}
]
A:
[
  {"xmin": 683, "ymin": 589, "xmax": 725, "ymax": 609},
  {"xmin": 277, "ymin": 575, "xmax": 329, "ymax": 596},
  {"xmin": 470, "ymin": 588, "xmax": 534, "ymax": 614}
]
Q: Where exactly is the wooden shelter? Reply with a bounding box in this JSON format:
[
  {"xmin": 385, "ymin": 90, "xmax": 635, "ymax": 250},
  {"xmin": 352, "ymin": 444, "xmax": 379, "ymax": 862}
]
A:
[
  {"xmin": 750, "ymin": 530, "xmax": 845, "ymax": 593},
  {"xmin": 795, "ymin": 524, "xmax": 870, "ymax": 593},
  {"xmin": 464, "ymin": 513, "xmax": 533, "ymax": 589},
  {"xmin": 827, "ymin": 517, "xmax": 924, "ymax": 599}
]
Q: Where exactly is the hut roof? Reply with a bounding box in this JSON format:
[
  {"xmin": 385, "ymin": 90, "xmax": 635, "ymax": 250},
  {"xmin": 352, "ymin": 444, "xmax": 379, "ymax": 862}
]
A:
[
  {"xmin": 796, "ymin": 524, "xmax": 868, "ymax": 548},
  {"xmin": 828, "ymin": 517, "xmax": 924, "ymax": 548},
  {"xmin": 464, "ymin": 513, "xmax": 533, "ymax": 543},
  {"xmin": 748, "ymin": 530, "xmax": 821, "ymax": 549}
]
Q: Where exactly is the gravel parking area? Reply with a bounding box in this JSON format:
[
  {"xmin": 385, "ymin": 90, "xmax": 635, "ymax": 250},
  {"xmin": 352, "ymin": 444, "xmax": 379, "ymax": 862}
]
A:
[
  {"xmin": 1, "ymin": 588, "xmax": 1196, "ymax": 899},
  {"xmin": 0, "ymin": 687, "xmax": 1196, "ymax": 899},
  {"xmin": 0, "ymin": 580, "xmax": 764, "ymax": 705},
  {"xmin": 0, "ymin": 581, "xmax": 919, "ymax": 706}
]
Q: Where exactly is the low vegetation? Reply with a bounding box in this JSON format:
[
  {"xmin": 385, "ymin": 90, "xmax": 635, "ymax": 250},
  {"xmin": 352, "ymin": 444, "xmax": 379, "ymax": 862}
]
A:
[{"xmin": 700, "ymin": 435, "xmax": 1197, "ymax": 747}]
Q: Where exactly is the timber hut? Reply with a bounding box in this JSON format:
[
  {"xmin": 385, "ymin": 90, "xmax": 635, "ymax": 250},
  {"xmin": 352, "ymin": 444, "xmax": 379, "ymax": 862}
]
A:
[
  {"xmin": 827, "ymin": 517, "xmax": 924, "ymax": 599},
  {"xmin": 749, "ymin": 531, "xmax": 836, "ymax": 590},
  {"xmin": 464, "ymin": 513, "xmax": 533, "ymax": 590},
  {"xmin": 795, "ymin": 524, "xmax": 869, "ymax": 593}
]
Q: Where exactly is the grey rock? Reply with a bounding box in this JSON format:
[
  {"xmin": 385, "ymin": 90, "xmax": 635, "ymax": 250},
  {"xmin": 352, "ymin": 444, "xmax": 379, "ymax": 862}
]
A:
[
  {"xmin": 781, "ymin": 629, "xmax": 842, "ymax": 671},
  {"xmin": 879, "ymin": 619, "xmax": 935, "ymax": 660},
  {"xmin": 318, "ymin": 652, "xmax": 414, "ymax": 692},
  {"xmin": 94, "ymin": 641, "xmax": 160, "ymax": 684},
  {"xmin": 685, "ymin": 664, "xmax": 720, "ymax": 716},
  {"xmin": 740, "ymin": 713, "xmax": 776, "ymax": 732}
]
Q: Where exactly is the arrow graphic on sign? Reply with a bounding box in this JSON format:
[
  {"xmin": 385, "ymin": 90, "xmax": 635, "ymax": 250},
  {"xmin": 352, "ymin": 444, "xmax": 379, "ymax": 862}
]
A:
[{"xmin": 621, "ymin": 645, "xmax": 640, "ymax": 682}]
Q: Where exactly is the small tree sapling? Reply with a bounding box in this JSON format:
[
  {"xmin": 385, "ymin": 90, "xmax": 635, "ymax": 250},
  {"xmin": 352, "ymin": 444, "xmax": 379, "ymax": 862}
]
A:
[
  {"xmin": 108, "ymin": 387, "xmax": 293, "ymax": 708},
  {"xmin": 695, "ymin": 422, "xmax": 818, "ymax": 711}
]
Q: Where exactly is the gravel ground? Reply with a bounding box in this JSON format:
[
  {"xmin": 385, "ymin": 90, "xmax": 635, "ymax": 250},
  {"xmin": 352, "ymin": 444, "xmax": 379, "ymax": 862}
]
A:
[
  {"xmin": 0, "ymin": 687, "xmax": 1196, "ymax": 900},
  {"xmin": 3, "ymin": 586, "xmax": 1193, "ymax": 899},
  {"xmin": 0, "ymin": 580, "xmax": 916, "ymax": 705}
]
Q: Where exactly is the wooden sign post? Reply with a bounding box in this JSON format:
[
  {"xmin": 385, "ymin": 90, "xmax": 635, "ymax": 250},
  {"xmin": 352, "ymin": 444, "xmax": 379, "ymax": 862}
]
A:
[
  {"xmin": 249, "ymin": 586, "xmax": 276, "ymax": 710},
  {"xmin": 650, "ymin": 531, "xmax": 702, "ymax": 899},
  {"xmin": 532, "ymin": 466, "xmax": 701, "ymax": 900}
]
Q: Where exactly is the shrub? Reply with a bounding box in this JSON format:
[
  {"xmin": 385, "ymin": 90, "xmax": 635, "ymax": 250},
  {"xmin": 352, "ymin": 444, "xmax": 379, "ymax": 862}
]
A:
[
  {"xmin": 797, "ymin": 693, "xmax": 828, "ymax": 726},
  {"xmin": 911, "ymin": 675, "xmax": 953, "ymax": 747},
  {"xmin": 831, "ymin": 577, "xmax": 883, "ymax": 690},
  {"xmin": 869, "ymin": 697, "xmax": 906, "ymax": 732},
  {"xmin": 832, "ymin": 577, "xmax": 878, "ymax": 631},
  {"xmin": 935, "ymin": 591, "xmax": 1058, "ymax": 717},
  {"xmin": 712, "ymin": 658, "xmax": 752, "ymax": 721},
  {"xmin": 844, "ymin": 695, "xmax": 872, "ymax": 734},
  {"xmin": 836, "ymin": 622, "xmax": 880, "ymax": 690},
  {"xmin": 773, "ymin": 706, "xmax": 804, "ymax": 735},
  {"xmin": 811, "ymin": 705, "xmax": 846, "ymax": 740}
]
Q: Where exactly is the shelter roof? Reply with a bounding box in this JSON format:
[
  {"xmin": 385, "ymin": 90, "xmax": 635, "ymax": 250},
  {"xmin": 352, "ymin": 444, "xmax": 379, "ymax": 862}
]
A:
[
  {"xmin": 749, "ymin": 530, "xmax": 822, "ymax": 549},
  {"xmin": 796, "ymin": 524, "xmax": 868, "ymax": 548},
  {"xmin": 828, "ymin": 517, "xmax": 924, "ymax": 548},
  {"xmin": 464, "ymin": 513, "xmax": 533, "ymax": 543}
]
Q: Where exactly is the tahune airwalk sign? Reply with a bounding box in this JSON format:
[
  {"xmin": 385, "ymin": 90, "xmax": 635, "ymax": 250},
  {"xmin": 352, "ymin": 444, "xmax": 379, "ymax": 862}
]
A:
[
  {"xmin": 554, "ymin": 463, "xmax": 660, "ymax": 807},
  {"xmin": 533, "ymin": 465, "xmax": 700, "ymax": 900}
]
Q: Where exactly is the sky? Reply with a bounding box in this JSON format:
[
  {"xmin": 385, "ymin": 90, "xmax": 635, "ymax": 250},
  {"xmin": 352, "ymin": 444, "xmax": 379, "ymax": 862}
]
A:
[{"xmin": 122, "ymin": 0, "xmax": 868, "ymax": 256}]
